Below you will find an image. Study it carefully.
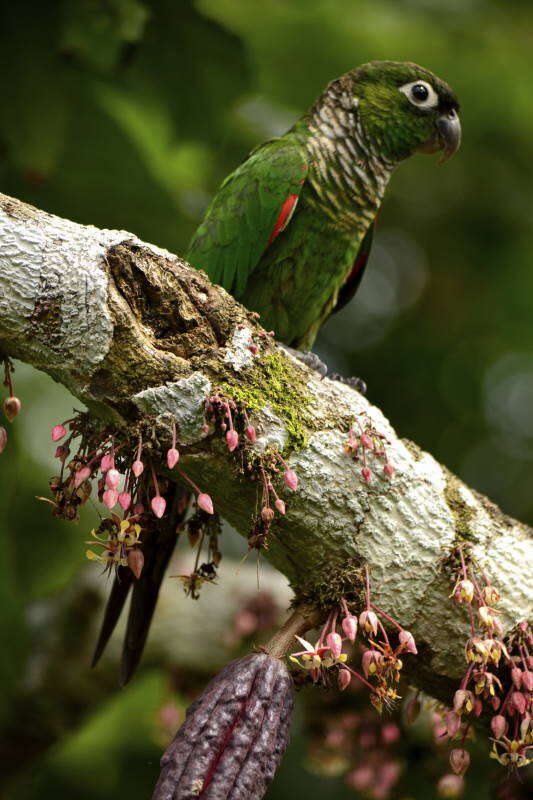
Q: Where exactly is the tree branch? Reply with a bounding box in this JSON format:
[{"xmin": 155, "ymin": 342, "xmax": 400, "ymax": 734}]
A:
[{"xmin": 0, "ymin": 192, "xmax": 531, "ymax": 706}]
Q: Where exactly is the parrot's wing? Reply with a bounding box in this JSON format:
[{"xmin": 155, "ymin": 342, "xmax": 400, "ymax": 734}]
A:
[
  {"xmin": 186, "ymin": 137, "xmax": 309, "ymax": 296},
  {"xmin": 333, "ymin": 219, "xmax": 375, "ymax": 314}
]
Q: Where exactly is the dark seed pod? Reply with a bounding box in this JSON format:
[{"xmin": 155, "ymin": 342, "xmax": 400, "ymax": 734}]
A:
[{"xmin": 152, "ymin": 652, "xmax": 294, "ymax": 800}]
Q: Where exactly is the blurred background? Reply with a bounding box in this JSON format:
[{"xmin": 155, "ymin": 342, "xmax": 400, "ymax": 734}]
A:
[{"xmin": 1, "ymin": 1, "xmax": 532, "ymax": 797}]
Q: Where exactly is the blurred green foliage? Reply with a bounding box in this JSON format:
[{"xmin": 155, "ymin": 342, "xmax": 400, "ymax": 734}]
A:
[{"xmin": 1, "ymin": 0, "xmax": 532, "ymax": 797}]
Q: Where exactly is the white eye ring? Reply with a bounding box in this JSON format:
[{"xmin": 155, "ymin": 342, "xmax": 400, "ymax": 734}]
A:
[{"xmin": 399, "ymin": 80, "xmax": 439, "ymax": 110}]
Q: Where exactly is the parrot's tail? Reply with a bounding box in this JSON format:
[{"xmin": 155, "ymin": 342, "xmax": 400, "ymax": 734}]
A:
[{"xmin": 92, "ymin": 485, "xmax": 191, "ymax": 685}]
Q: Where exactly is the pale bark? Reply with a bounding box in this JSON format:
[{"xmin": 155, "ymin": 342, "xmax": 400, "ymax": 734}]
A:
[{"xmin": 0, "ymin": 192, "xmax": 531, "ymax": 704}]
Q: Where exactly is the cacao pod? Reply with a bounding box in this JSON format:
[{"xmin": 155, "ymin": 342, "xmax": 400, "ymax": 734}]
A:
[{"xmin": 152, "ymin": 652, "xmax": 294, "ymax": 799}]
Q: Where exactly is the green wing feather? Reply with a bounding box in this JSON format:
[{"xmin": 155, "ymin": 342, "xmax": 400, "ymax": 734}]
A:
[{"xmin": 186, "ymin": 136, "xmax": 308, "ymax": 297}]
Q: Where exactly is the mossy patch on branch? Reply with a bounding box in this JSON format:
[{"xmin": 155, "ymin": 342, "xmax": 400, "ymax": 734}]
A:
[
  {"xmin": 444, "ymin": 470, "xmax": 477, "ymax": 543},
  {"xmin": 219, "ymin": 351, "xmax": 311, "ymax": 450},
  {"xmin": 291, "ymin": 558, "xmax": 365, "ymax": 610}
]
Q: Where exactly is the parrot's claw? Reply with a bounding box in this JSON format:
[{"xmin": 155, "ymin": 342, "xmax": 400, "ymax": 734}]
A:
[
  {"xmin": 329, "ymin": 373, "xmax": 367, "ymax": 395},
  {"xmin": 278, "ymin": 345, "xmax": 328, "ymax": 378}
]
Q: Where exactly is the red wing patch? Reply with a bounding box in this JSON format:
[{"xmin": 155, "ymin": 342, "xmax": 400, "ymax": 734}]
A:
[
  {"xmin": 268, "ymin": 194, "xmax": 299, "ymax": 246},
  {"xmin": 346, "ymin": 251, "xmax": 368, "ymax": 284}
]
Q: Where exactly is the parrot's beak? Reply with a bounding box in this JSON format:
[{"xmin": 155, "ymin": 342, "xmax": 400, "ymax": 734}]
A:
[{"xmin": 436, "ymin": 108, "xmax": 461, "ymax": 162}]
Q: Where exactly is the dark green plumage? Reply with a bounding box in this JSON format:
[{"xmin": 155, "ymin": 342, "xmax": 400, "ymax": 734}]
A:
[{"xmin": 187, "ymin": 61, "xmax": 460, "ymax": 349}]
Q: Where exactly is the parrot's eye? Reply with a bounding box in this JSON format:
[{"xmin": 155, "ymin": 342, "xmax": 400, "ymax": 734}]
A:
[{"xmin": 399, "ymin": 80, "xmax": 439, "ymax": 110}]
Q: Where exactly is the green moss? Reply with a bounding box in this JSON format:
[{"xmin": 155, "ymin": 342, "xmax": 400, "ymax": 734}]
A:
[
  {"xmin": 220, "ymin": 351, "xmax": 311, "ymax": 450},
  {"xmin": 402, "ymin": 438, "xmax": 423, "ymax": 461},
  {"xmin": 291, "ymin": 560, "xmax": 365, "ymax": 610},
  {"xmin": 444, "ymin": 471, "xmax": 477, "ymax": 543}
]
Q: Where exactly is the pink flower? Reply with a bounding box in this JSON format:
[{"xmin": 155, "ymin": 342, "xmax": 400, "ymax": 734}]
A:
[
  {"xmin": 360, "ymin": 433, "xmax": 373, "ymax": 449},
  {"xmin": 284, "ymin": 469, "xmax": 298, "ymax": 491},
  {"xmin": 490, "ymin": 715, "xmax": 507, "ymax": 739},
  {"xmin": 450, "ymin": 579, "xmax": 474, "ymax": 604},
  {"xmin": 359, "ymin": 609, "xmax": 378, "ymax": 636},
  {"xmin": 338, "ymin": 668, "xmax": 351, "ymax": 691},
  {"xmin": 197, "ymin": 493, "xmax": 214, "ymax": 515},
  {"xmin": 127, "ymin": 549, "xmax": 144, "ymax": 579},
  {"xmin": 103, "ymin": 488, "xmax": 118, "ymax": 509},
  {"xmin": 105, "ymin": 468, "xmax": 120, "ymax": 489},
  {"xmin": 437, "ymin": 774, "xmax": 464, "ymax": 798},
  {"xmin": 449, "ymin": 748, "xmax": 470, "ymax": 776},
  {"xmin": 74, "ymin": 466, "xmax": 92, "ymax": 488},
  {"xmin": 245, "ymin": 425, "xmax": 257, "ymax": 443},
  {"xmin": 100, "ymin": 453, "xmax": 115, "ymax": 472},
  {"xmin": 3, "ymin": 396, "xmax": 21, "ymax": 422},
  {"xmin": 511, "ymin": 691, "xmax": 526, "ymax": 714},
  {"xmin": 132, "ymin": 459, "xmax": 144, "ymax": 478},
  {"xmin": 274, "ymin": 498, "xmax": 286, "ymax": 515},
  {"xmin": 51, "ymin": 424, "xmax": 67, "ymax": 442},
  {"xmin": 446, "ymin": 711, "xmax": 461, "ymax": 737},
  {"xmin": 151, "ymin": 495, "xmax": 166, "ymax": 518},
  {"xmin": 511, "ymin": 667, "xmax": 522, "ymax": 688},
  {"xmin": 118, "ymin": 491, "xmax": 132, "ymax": 511},
  {"xmin": 261, "ymin": 506, "xmax": 274, "ymax": 522},
  {"xmin": 167, "ymin": 448, "xmax": 180, "ymax": 469},
  {"xmin": 399, "ymin": 630, "xmax": 418, "ymax": 654},
  {"xmin": 362, "ymin": 467, "xmax": 372, "ymax": 483},
  {"xmin": 381, "ymin": 723, "xmax": 400, "ymax": 744},
  {"xmin": 326, "ymin": 632, "xmax": 343, "ymax": 659},
  {"xmin": 226, "ymin": 429, "xmax": 239, "ymax": 452},
  {"xmin": 383, "ymin": 463, "xmax": 394, "ymax": 479},
  {"xmin": 362, "ymin": 649, "xmax": 381, "ymax": 678},
  {"xmin": 522, "ymin": 670, "xmax": 533, "ymax": 691},
  {"xmin": 341, "ymin": 614, "xmax": 358, "ymax": 642}
]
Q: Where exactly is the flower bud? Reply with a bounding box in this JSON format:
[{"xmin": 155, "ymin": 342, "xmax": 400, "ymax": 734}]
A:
[
  {"xmin": 383, "ymin": 463, "xmax": 394, "ymax": 479},
  {"xmin": 481, "ymin": 585, "xmax": 500, "ymax": 605},
  {"xmin": 450, "ymin": 579, "xmax": 474, "ymax": 604},
  {"xmin": 490, "ymin": 715, "xmax": 507, "ymax": 739},
  {"xmin": 167, "ymin": 447, "xmax": 180, "ymax": 469},
  {"xmin": 449, "ymin": 748, "xmax": 470, "ymax": 776},
  {"xmin": 3, "ymin": 396, "xmax": 21, "ymax": 422},
  {"xmin": 105, "ymin": 468, "xmax": 120, "ymax": 489},
  {"xmin": 437, "ymin": 773, "xmax": 464, "ymax": 798},
  {"xmin": 51, "ymin": 424, "xmax": 67, "ymax": 442},
  {"xmin": 0, "ymin": 426, "xmax": 6, "ymax": 453},
  {"xmin": 226, "ymin": 430, "xmax": 239, "ymax": 452},
  {"xmin": 326, "ymin": 632, "xmax": 343, "ymax": 659},
  {"xmin": 511, "ymin": 667, "xmax": 522, "ymax": 688},
  {"xmin": 399, "ymin": 630, "xmax": 418, "ymax": 654},
  {"xmin": 521, "ymin": 670, "xmax": 533, "ymax": 691},
  {"xmin": 362, "ymin": 467, "xmax": 372, "ymax": 483},
  {"xmin": 478, "ymin": 605, "xmax": 495, "ymax": 627},
  {"xmin": 245, "ymin": 425, "xmax": 257, "ymax": 443},
  {"xmin": 127, "ymin": 548, "xmax": 144, "ymax": 579},
  {"xmin": 359, "ymin": 610, "xmax": 378, "ymax": 637},
  {"xmin": 511, "ymin": 691, "xmax": 526, "ymax": 714},
  {"xmin": 197, "ymin": 493, "xmax": 214, "ymax": 515},
  {"xmin": 74, "ymin": 465, "xmax": 92, "ymax": 488},
  {"xmin": 446, "ymin": 711, "xmax": 461, "ymax": 737},
  {"xmin": 151, "ymin": 495, "xmax": 166, "ymax": 518},
  {"xmin": 360, "ymin": 433, "xmax": 373, "ymax": 449},
  {"xmin": 274, "ymin": 498, "xmax": 286, "ymax": 515},
  {"xmin": 100, "ymin": 453, "xmax": 115, "ymax": 472},
  {"xmin": 103, "ymin": 488, "xmax": 118, "ymax": 509},
  {"xmin": 261, "ymin": 506, "xmax": 274, "ymax": 522},
  {"xmin": 338, "ymin": 667, "xmax": 351, "ymax": 691},
  {"xmin": 132, "ymin": 459, "xmax": 144, "ymax": 478},
  {"xmin": 118, "ymin": 491, "xmax": 132, "ymax": 511},
  {"xmin": 341, "ymin": 614, "xmax": 357, "ymax": 642},
  {"xmin": 284, "ymin": 469, "xmax": 298, "ymax": 491},
  {"xmin": 362, "ymin": 649, "xmax": 381, "ymax": 678}
]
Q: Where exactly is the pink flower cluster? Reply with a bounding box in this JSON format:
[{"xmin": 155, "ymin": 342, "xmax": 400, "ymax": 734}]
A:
[
  {"xmin": 289, "ymin": 567, "xmax": 417, "ymax": 715},
  {"xmin": 440, "ymin": 545, "xmax": 532, "ymax": 776},
  {"xmin": 344, "ymin": 414, "xmax": 394, "ymax": 484}
]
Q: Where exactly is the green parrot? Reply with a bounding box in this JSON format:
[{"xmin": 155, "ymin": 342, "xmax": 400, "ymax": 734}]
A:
[
  {"xmin": 187, "ymin": 61, "xmax": 460, "ymax": 352},
  {"xmin": 93, "ymin": 62, "xmax": 460, "ymax": 684}
]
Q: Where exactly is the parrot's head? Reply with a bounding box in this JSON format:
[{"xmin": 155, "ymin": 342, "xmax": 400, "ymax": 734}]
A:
[{"xmin": 347, "ymin": 61, "xmax": 460, "ymax": 163}]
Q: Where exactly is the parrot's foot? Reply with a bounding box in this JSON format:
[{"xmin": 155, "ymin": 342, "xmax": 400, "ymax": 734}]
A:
[
  {"xmin": 329, "ymin": 373, "xmax": 367, "ymax": 395},
  {"xmin": 278, "ymin": 345, "xmax": 328, "ymax": 378}
]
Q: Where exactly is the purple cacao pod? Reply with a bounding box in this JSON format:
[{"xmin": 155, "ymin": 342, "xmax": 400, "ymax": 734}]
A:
[{"xmin": 152, "ymin": 652, "xmax": 294, "ymax": 799}]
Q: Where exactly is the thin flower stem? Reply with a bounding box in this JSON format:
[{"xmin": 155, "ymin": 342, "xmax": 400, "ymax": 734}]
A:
[
  {"xmin": 365, "ymin": 565, "xmax": 371, "ymax": 611},
  {"xmin": 176, "ymin": 468, "xmax": 201, "ymax": 495},
  {"xmin": 345, "ymin": 665, "xmax": 376, "ymax": 693},
  {"xmin": 370, "ymin": 603, "xmax": 403, "ymax": 631}
]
